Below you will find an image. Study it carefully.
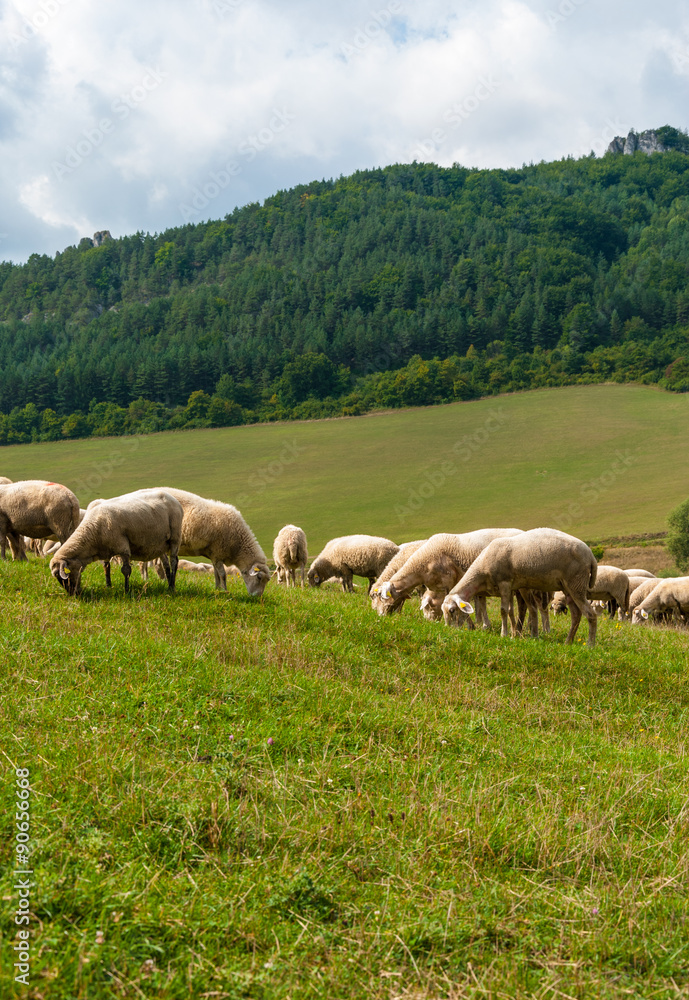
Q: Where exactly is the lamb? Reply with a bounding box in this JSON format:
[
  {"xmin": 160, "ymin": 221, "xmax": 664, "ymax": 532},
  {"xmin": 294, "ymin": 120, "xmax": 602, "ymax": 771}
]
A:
[
  {"xmin": 550, "ymin": 564, "xmax": 630, "ymax": 620},
  {"xmin": 632, "ymin": 578, "xmax": 689, "ymax": 624},
  {"xmin": 157, "ymin": 488, "xmax": 271, "ymax": 596},
  {"xmin": 308, "ymin": 535, "xmax": 399, "ymax": 593},
  {"xmin": 0, "ymin": 480, "xmax": 80, "ymax": 560},
  {"xmin": 273, "ymin": 524, "xmax": 308, "ymax": 587},
  {"xmin": 371, "ymin": 529, "xmax": 523, "ymax": 618},
  {"xmin": 441, "ymin": 528, "xmax": 598, "ymax": 646},
  {"xmin": 50, "ymin": 489, "xmax": 183, "ymax": 596},
  {"xmin": 370, "ymin": 540, "xmax": 427, "ymax": 614}
]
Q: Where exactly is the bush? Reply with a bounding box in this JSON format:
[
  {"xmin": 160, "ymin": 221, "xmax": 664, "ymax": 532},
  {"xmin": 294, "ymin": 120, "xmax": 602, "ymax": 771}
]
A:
[{"xmin": 666, "ymin": 498, "xmax": 689, "ymax": 572}]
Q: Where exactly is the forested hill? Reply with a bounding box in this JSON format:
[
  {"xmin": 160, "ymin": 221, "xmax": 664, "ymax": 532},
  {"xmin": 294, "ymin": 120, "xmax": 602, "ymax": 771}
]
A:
[{"xmin": 3, "ymin": 129, "xmax": 689, "ymax": 444}]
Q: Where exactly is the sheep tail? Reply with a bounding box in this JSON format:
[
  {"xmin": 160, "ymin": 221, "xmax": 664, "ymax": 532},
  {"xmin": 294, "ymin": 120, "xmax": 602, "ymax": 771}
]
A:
[{"xmin": 588, "ymin": 555, "xmax": 597, "ymax": 592}]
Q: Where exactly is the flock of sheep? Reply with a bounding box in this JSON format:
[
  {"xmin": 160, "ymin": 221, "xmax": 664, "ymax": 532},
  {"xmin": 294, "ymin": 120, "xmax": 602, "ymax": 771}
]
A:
[{"xmin": 0, "ymin": 477, "xmax": 685, "ymax": 649}]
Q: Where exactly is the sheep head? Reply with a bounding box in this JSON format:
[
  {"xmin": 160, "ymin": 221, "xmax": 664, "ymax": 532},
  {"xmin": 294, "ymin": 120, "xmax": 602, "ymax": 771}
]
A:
[
  {"xmin": 241, "ymin": 561, "xmax": 271, "ymax": 596},
  {"xmin": 441, "ymin": 593, "xmax": 474, "ymax": 627},
  {"xmin": 50, "ymin": 555, "xmax": 83, "ymax": 596},
  {"xmin": 420, "ymin": 590, "xmax": 444, "ymax": 622},
  {"xmin": 631, "ymin": 608, "xmax": 649, "ymax": 624}
]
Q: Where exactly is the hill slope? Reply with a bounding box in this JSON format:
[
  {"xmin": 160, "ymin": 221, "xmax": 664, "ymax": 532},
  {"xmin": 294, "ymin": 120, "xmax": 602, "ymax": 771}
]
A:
[
  {"xmin": 3, "ymin": 134, "xmax": 689, "ymax": 440},
  {"xmin": 0, "ymin": 384, "xmax": 686, "ymax": 550}
]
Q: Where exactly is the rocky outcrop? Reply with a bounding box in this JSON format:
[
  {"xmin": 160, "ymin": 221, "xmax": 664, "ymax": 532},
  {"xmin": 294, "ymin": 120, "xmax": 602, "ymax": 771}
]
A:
[
  {"xmin": 607, "ymin": 129, "xmax": 681, "ymax": 156},
  {"xmin": 93, "ymin": 230, "xmax": 112, "ymax": 246}
]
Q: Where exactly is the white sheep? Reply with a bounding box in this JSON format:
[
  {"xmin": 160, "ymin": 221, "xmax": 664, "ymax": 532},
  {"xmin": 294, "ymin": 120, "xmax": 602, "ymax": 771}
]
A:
[
  {"xmin": 622, "ymin": 568, "xmax": 656, "ymax": 579},
  {"xmin": 273, "ymin": 525, "xmax": 308, "ymax": 587},
  {"xmin": 628, "ymin": 577, "xmax": 663, "ymax": 615},
  {"xmin": 0, "ymin": 476, "xmax": 12, "ymax": 485},
  {"xmin": 442, "ymin": 528, "xmax": 598, "ymax": 646},
  {"xmin": 308, "ymin": 535, "xmax": 399, "ymax": 593},
  {"xmin": 550, "ymin": 564, "xmax": 630, "ymax": 620},
  {"xmin": 632, "ymin": 578, "xmax": 689, "ymax": 624},
  {"xmin": 0, "ymin": 480, "xmax": 80, "ymax": 561},
  {"xmin": 370, "ymin": 540, "xmax": 428, "ymax": 614},
  {"xmin": 371, "ymin": 529, "xmax": 523, "ymax": 618},
  {"xmin": 50, "ymin": 489, "xmax": 183, "ymax": 595},
  {"xmin": 158, "ymin": 488, "xmax": 271, "ymax": 596}
]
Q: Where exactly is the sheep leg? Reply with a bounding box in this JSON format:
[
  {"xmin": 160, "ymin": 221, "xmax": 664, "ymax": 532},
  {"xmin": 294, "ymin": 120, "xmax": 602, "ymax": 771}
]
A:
[
  {"xmin": 498, "ymin": 583, "xmax": 514, "ymax": 637},
  {"xmin": 608, "ymin": 599, "xmax": 618, "ymax": 620},
  {"xmin": 514, "ymin": 591, "xmax": 527, "ymax": 636},
  {"xmin": 121, "ymin": 558, "xmax": 132, "ymax": 594},
  {"xmin": 539, "ymin": 595, "xmax": 551, "ymax": 634},
  {"xmin": 341, "ymin": 570, "xmax": 353, "ymax": 593},
  {"xmin": 476, "ymin": 595, "xmax": 491, "ymax": 629},
  {"xmin": 161, "ymin": 553, "xmax": 178, "ymax": 593},
  {"xmin": 8, "ymin": 532, "xmax": 27, "ymax": 561},
  {"xmin": 103, "ymin": 560, "xmax": 112, "ymax": 587},
  {"xmin": 140, "ymin": 561, "xmax": 149, "ymax": 582},
  {"xmin": 214, "ymin": 561, "xmax": 227, "ymax": 591}
]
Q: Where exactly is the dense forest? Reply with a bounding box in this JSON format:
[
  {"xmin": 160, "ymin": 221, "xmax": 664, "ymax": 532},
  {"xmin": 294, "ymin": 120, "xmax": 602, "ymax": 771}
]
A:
[{"xmin": 3, "ymin": 125, "xmax": 689, "ymax": 444}]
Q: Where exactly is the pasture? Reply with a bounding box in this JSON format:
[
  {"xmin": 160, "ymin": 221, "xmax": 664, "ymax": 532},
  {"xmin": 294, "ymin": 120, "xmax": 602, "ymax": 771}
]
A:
[
  {"xmin": 0, "ymin": 384, "xmax": 688, "ymax": 550},
  {"xmin": 1, "ymin": 560, "xmax": 689, "ymax": 998},
  {"xmin": 2, "ymin": 382, "xmax": 689, "ymax": 997}
]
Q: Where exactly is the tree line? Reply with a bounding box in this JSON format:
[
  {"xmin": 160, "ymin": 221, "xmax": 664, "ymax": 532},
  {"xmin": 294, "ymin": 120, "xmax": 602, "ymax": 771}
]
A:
[{"xmin": 2, "ymin": 127, "xmax": 689, "ymax": 445}]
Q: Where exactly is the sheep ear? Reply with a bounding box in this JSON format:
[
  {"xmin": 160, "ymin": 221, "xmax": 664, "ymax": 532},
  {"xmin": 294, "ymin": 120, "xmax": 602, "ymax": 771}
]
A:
[
  {"xmin": 249, "ymin": 564, "xmax": 260, "ymax": 576},
  {"xmin": 420, "ymin": 592, "xmax": 430, "ymax": 608},
  {"xmin": 314, "ymin": 575, "xmax": 320, "ymax": 584},
  {"xmin": 641, "ymin": 609, "xmax": 649, "ymax": 619},
  {"xmin": 456, "ymin": 598, "xmax": 474, "ymax": 614},
  {"xmin": 59, "ymin": 562, "xmax": 69, "ymax": 580}
]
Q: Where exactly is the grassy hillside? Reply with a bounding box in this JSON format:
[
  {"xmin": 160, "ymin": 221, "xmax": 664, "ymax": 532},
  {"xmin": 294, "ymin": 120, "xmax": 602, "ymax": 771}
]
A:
[
  {"xmin": 0, "ymin": 384, "xmax": 687, "ymax": 552},
  {"xmin": 1, "ymin": 561, "xmax": 689, "ymax": 999}
]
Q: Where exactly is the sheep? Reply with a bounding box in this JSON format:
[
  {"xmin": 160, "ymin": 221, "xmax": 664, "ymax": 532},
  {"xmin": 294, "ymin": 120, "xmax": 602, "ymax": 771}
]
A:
[
  {"xmin": 370, "ymin": 540, "xmax": 428, "ymax": 614},
  {"xmin": 0, "ymin": 476, "xmax": 12, "ymax": 485},
  {"xmin": 622, "ymin": 568, "xmax": 656, "ymax": 579},
  {"xmin": 550, "ymin": 565, "xmax": 630, "ymax": 620},
  {"xmin": 308, "ymin": 535, "xmax": 399, "ymax": 593},
  {"xmin": 50, "ymin": 489, "xmax": 183, "ymax": 596},
  {"xmin": 371, "ymin": 529, "xmax": 523, "ymax": 618},
  {"xmin": 632, "ymin": 578, "xmax": 689, "ymax": 624},
  {"xmin": 629, "ymin": 577, "xmax": 664, "ymax": 616},
  {"xmin": 273, "ymin": 524, "xmax": 308, "ymax": 587},
  {"xmin": 157, "ymin": 488, "xmax": 271, "ymax": 596},
  {"xmin": 0, "ymin": 480, "xmax": 80, "ymax": 561},
  {"xmin": 442, "ymin": 528, "xmax": 598, "ymax": 646}
]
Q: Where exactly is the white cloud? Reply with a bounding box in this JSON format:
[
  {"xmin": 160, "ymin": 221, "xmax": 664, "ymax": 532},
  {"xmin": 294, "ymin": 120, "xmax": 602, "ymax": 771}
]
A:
[{"xmin": 0, "ymin": 0, "xmax": 687, "ymax": 260}]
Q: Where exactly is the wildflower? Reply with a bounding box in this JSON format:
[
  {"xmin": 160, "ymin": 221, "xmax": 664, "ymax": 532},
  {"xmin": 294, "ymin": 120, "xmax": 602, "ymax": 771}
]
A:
[
  {"xmin": 327, "ymin": 778, "xmax": 333, "ymax": 784},
  {"xmin": 267, "ymin": 737, "xmax": 274, "ymax": 745},
  {"xmin": 95, "ymin": 930, "xmax": 105, "ymax": 944},
  {"xmin": 229, "ymin": 734, "xmax": 234, "ymax": 740}
]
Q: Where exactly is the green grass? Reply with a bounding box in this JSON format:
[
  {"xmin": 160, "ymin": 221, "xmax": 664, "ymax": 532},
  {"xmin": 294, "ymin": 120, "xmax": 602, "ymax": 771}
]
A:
[
  {"xmin": 2, "ymin": 559, "xmax": 689, "ymax": 998},
  {"xmin": 0, "ymin": 384, "xmax": 688, "ymax": 551}
]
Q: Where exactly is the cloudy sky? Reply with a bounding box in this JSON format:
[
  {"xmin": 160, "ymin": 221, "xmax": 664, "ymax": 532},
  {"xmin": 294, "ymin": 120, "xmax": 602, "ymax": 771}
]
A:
[{"xmin": 1, "ymin": 0, "xmax": 688, "ymax": 262}]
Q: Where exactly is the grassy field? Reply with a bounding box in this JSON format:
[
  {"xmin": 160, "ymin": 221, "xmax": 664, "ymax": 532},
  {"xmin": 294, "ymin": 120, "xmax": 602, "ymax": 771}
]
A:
[
  {"xmin": 2, "ymin": 558, "xmax": 689, "ymax": 999},
  {"xmin": 0, "ymin": 384, "xmax": 688, "ymax": 553}
]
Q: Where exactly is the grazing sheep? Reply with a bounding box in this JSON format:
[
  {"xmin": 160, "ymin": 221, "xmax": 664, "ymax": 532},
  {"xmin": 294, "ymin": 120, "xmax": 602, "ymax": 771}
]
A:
[
  {"xmin": 370, "ymin": 540, "xmax": 427, "ymax": 614},
  {"xmin": 550, "ymin": 565, "xmax": 630, "ymax": 620},
  {"xmin": 0, "ymin": 480, "xmax": 80, "ymax": 561},
  {"xmin": 632, "ymin": 577, "xmax": 689, "ymax": 624},
  {"xmin": 622, "ymin": 568, "xmax": 656, "ymax": 579},
  {"xmin": 273, "ymin": 525, "xmax": 308, "ymax": 587},
  {"xmin": 371, "ymin": 529, "xmax": 523, "ymax": 618},
  {"xmin": 0, "ymin": 476, "xmax": 12, "ymax": 485},
  {"xmin": 308, "ymin": 535, "xmax": 399, "ymax": 593},
  {"xmin": 628, "ymin": 577, "xmax": 664, "ymax": 615},
  {"xmin": 157, "ymin": 488, "xmax": 271, "ymax": 596},
  {"xmin": 50, "ymin": 489, "xmax": 183, "ymax": 596},
  {"xmin": 442, "ymin": 528, "xmax": 598, "ymax": 646}
]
